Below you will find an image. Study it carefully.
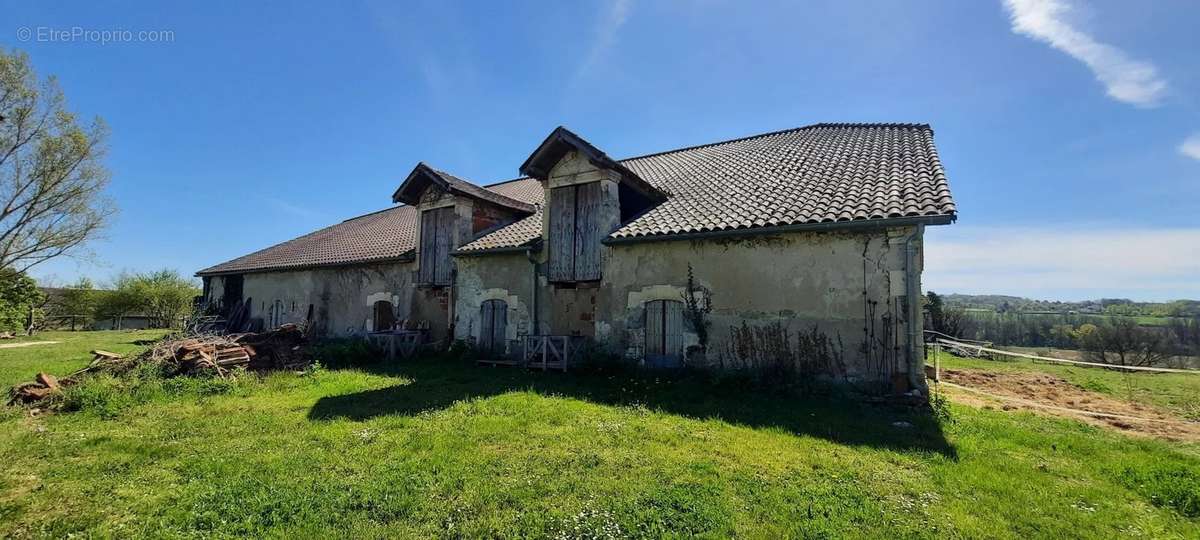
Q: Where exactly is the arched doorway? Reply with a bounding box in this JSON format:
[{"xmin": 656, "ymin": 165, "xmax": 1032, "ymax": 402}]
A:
[{"xmin": 373, "ymin": 300, "xmax": 395, "ymax": 332}]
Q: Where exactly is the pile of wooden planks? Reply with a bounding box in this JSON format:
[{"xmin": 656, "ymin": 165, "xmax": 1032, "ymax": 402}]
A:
[
  {"xmin": 172, "ymin": 339, "xmax": 254, "ymax": 375},
  {"xmin": 7, "ymin": 324, "xmax": 311, "ymax": 406}
]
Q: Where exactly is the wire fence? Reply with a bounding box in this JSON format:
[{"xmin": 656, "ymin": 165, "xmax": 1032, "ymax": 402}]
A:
[{"xmin": 925, "ymin": 338, "xmax": 1200, "ymax": 438}]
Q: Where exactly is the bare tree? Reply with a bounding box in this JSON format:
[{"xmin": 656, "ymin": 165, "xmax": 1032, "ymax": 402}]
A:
[
  {"xmin": 0, "ymin": 49, "xmax": 115, "ymax": 272},
  {"xmin": 1080, "ymin": 318, "xmax": 1175, "ymax": 367}
]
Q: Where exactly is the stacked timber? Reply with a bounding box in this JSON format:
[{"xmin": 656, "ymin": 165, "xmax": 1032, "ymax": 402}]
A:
[{"xmin": 7, "ymin": 324, "xmax": 311, "ymax": 405}]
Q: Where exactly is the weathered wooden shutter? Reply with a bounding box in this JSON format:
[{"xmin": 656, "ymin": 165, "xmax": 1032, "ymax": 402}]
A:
[
  {"xmin": 645, "ymin": 300, "xmax": 664, "ymax": 356},
  {"xmin": 491, "ymin": 300, "xmax": 507, "ymax": 354},
  {"xmin": 433, "ymin": 207, "xmax": 455, "ymax": 285},
  {"xmin": 548, "ymin": 186, "xmax": 576, "ymax": 282},
  {"xmin": 479, "ymin": 300, "xmax": 494, "ymax": 352},
  {"xmin": 663, "ymin": 300, "xmax": 683, "ymax": 358},
  {"xmin": 574, "ymin": 181, "xmax": 602, "ymax": 281},
  {"xmin": 645, "ymin": 300, "xmax": 683, "ymax": 360},
  {"xmin": 419, "ymin": 209, "xmax": 439, "ymax": 284},
  {"xmin": 479, "ymin": 299, "xmax": 508, "ymax": 354}
]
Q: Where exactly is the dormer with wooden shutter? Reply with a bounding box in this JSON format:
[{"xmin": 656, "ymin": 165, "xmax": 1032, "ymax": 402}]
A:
[
  {"xmin": 393, "ymin": 163, "xmax": 535, "ymax": 287},
  {"xmin": 519, "ymin": 127, "xmax": 667, "ymax": 283}
]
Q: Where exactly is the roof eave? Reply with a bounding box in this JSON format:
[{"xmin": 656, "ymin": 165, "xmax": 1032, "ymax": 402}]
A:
[
  {"xmin": 195, "ymin": 251, "xmax": 417, "ymax": 277},
  {"xmin": 602, "ymin": 214, "xmax": 956, "ymax": 246},
  {"xmin": 392, "ymin": 162, "xmax": 446, "ymax": 204},
  {"xmin": 453, "ymin": 239, "xmax": 543, "ymax": 257},
  {"xmin": 519, "ymin": 126, "xmax": 668, "ymax": 202}
]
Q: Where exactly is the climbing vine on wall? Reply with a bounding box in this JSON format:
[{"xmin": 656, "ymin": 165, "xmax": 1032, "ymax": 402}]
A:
[
  {"xmin": 720, "ymin": 321, "xmax": 847, "ymax": 383},
  {"xmin": 681, "ymin": 263, "xmax": 713, "ymax": 356}
]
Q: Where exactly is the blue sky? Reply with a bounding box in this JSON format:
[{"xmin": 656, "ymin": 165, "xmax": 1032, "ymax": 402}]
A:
[{"xmin": 4, "ymin": 0, "xmax": 1198, "ymax": 300}]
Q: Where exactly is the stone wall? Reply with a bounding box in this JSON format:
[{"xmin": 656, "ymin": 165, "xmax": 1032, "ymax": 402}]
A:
[
  {"xmin": 451, "ymin": 226, "xmax": 926, "ymax": 391},
  {"xmin": 204, "ymin": 261, "xmax": 415, "ymax": 338},
  {"xmin": 599, "ymin": 227, "xmax": 923, "ymax": 390}
]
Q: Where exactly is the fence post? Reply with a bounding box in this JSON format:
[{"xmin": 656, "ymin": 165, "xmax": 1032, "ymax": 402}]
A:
[{"xmin": 934, "ymin": 342, "xmax": 941, "ymax": 382}]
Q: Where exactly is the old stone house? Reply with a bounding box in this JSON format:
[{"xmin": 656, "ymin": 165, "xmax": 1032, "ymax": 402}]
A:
[{"xmin": 197, "ymin": 123, "xmax": 956, "ymax": 392}]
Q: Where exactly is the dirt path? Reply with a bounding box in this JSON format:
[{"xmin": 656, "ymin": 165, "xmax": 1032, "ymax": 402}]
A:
[
  {"xmin": 938, "ymin": 368, "xmax": 1200, "ymax": 442},
  {"xmin": 0, "ymin": 341, "xmax": 60, "ymax": 350}
]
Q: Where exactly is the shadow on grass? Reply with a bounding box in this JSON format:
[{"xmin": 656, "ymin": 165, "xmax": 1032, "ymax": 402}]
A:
[{"xmin": 308, "ymin": 358, "xmax": 956, "ymax": 457}]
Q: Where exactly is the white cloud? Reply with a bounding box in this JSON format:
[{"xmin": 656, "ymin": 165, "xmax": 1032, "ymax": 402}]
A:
[
  {"xmin": 570, "ymin": 0, "xmax": 634, "ymax": 87},
  {"xmin": 1180, "ymin": 133, "xmax": 1200, "ymax": 161},
  {"xmin": 924, "ymin": 226, "xmax": 1200, "ymax": 300},
  {"xmin": 1003, "ymin": 0, "xmax": 1167, "ymax": 107}
]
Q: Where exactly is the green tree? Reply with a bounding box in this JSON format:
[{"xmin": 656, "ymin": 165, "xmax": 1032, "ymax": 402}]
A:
[
  {"xmin": 94, "ymin": 273, "xmax": 141, "ymax": 328},
  {"xmin": 56, "ymin": 277, "xmax": 97, "ymax": 329},
  {"xmin": 0, "ymin": 49, "xmax": 116, "ymax": 272},
  {"xmin": 0, "ymin": 269, "xmax": 43, "ymax": 333},
  {"xmin": 1079, "ymin": 318, "xmax": 1174, "ymax": 367},
  {"xmin": 131, "ymin": 269, "xmax": 199, "ymax": 328},
  {"xmin": 925, "ymin": 291, "xmax": 945, "ymax": 333},
  {"xmin": 99, "ymin": 269, "xmax": 199, "ymax": 329}
]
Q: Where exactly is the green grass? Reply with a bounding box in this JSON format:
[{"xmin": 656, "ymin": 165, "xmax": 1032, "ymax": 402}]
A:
[
  {"xmin": 932, "ymin": 350, "xmax": 1200, "ymax": 421},
  {"xmin": 0, "ymin": 333, "xmax": 1197, "ymax": 538},
  {"xmin": 0, "ymin": 329, "xmax": 171, "ymax": 388}
]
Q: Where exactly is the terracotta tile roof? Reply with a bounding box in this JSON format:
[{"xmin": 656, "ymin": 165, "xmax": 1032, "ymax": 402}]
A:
[
  {"xmin": 196, "ymin": 206, "xmax": 419, "ymax": 275},
  {"xmin": 197, "ymin": 177, "xmax": 546, "ymax": 276},
  {"xmin": 434, "ymin": 169, "xmax": 536, "ymax": 212},
  {"xmin": 200, "ymin": 123, "xmax": 956, "ymax": 272},
  {"xmin": 457, "ymin": 209, "xmax": 543, "ymax": 253},
  {"xmin": 458, "ymin": 123, "xmax": 955, "ymax": 251},
  {"xmin": 484, "ymin": 177, "xmax": 546, "ymax": 205},
  {"xmin": 392, "ymin": 163, "xmax": 535, "ymax": 213},
  {"xmin": 612, "ymin": 123, "xmax": 954, "ymax": 238}
]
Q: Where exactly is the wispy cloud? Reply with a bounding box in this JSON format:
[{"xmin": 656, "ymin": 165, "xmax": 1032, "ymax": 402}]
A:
[
  {"xmin": 924, "ymin": 226, "xmax": 1200, "ymax": 300},
  {"xmin": 570, "ymin": 0, "xmax": 634, "ymax": 87},
  {"xmin": 367, "ymin": 1, "xmax": 477, "ymax": 106},
  {"xmin": 1180, "ymin": 133, "xmax": 1200, "ymax": 161},
  {"xmin": 262, "ymin": 196, "xmax": 320, "ymax": 219},
  {"xmin": 1002, "ymin": 0, "xmax": 1167, "ymax": 107}
]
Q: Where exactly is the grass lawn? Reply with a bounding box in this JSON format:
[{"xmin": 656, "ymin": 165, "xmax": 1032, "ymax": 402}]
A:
[
  {"xmin": 932, "ymin": 350, "xmax": 1200, "ymax": 421},
  {"xmin": 0, "ymin": 332, "xmax": 1196, "ymax": 538},
  {"xmin": 0, "ymin": 330, "xmax": 171, "ymax": 388}
]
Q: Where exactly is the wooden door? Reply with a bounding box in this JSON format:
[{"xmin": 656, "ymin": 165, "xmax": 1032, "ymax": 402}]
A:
[
  {"xmin": 418, "ymin": 209, "xmax": 439, "ymax": 284},
  {"xmin": 645, "ymin": 299, "xmax": 684, "ymax": 366},
  {"xmin": 479, "ymin": 299, "xmax": 508, "ymax": 355},
  {"xmin": 573, "ymin": 181, "xmax": 602, "ymax": 281},
  {"xmin": 548, "ymin": 186, "xmax": 575, "ymax": 282},
  {"xmin": 419, "ymin": 207, "xmax": 455, "ymax": 286},
  {"xmin": 433, "ymin": 207, "xmax": 455, "ymax": 285}
]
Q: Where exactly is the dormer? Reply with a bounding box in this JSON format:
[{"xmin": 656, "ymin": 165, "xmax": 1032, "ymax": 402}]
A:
[
  {"xmin": 519, "ymin": 127, "xmax": 666, "ymax": 283},
  {"xmin": 394, "ymin": 163, "xmax": 534, "ymax": 286}
]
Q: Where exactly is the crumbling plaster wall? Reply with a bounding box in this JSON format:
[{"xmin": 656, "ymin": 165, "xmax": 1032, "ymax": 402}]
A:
[
  {"xmin": 453, "ymin": 253, "xmax": 536, "ymax": 356},
  {"xmin": 600, "ymin": 227, "xmax": 923, "ymax": 386},
  {"xmin": 214, "ymin": 261, "xmax": 415, "ymax": 338},
  {"xmin": 205, "ymin": 277, "xmax": 225, "ymax": 306}
]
